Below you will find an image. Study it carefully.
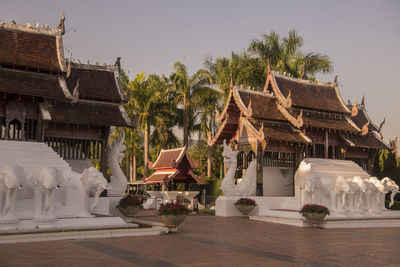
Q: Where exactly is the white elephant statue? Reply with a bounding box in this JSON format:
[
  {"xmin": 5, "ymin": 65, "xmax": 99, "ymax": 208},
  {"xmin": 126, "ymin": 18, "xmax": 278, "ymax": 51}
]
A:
[
  {"xmin": 0, "ymin": 164, "xmax": 23, "ymax": 220},
  {"xmin": 345, "ymin": 176, "xmax": 366, "ymax": 212},
  {"xmin": 27, "ymin": 167, "xmax": 66, "ymax": 220},
  {"xmin": 330, "ymin": 176, "xmax": 350, "ymax": 212},
  {"xmin": 381, "ymin": 177, "xmax": 399, "ymax": 209},
  {"xmin": 67, "ymin": 167, "xmax": 110, "ymax": 217},
  {"xmin": 301, "ymin": 174, "xmax": 318, "ymax": 205},
  {"xmin": 363, "ymin": 177, "xmax": 385, "ymax": 212}
]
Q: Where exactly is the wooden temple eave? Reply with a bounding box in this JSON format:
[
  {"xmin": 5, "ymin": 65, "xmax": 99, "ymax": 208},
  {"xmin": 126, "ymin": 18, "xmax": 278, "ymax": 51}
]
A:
[
  {"xmin": 333, "ymin": 84, "xmax": 351, "ymax": 113},
  {"xmin": 173, "ymin": 146, "xmax": 198, "ymax": 169},
  {"xmin": 239, "ymin": 117, "xmax": 264, "ymax": 143},
  {"xmin": 69, "ymin": 62, "xmax": 127, "ymax": 103},
  {"xmin": 151, "ymin": 147, "xmax": 185, "ymax": 169},
  {"xmin": 354, "ymin": 104, "xmax": 380, "ymax": 132},
  {"xmin": 0, "ymin": 68, "xmax": 68, "ymax": 99},
  {"xmin": 288, "ymin": 107, "xmax": 361, "ymax": 133},
  {"xmin": 345, "ymin": 116, "xmax": 362, "ymax": 132},
  {"xmin": 276, "ymin": 102, "xmax": 303, "ymax": 128},
  {"xmin": 232, "ymin": 87, "xmax": 253, "ymax": 118},
  {"xmin": 208, "ymin": 116, "xmax": 238, "ymax": 146},
  {"xmin": 215, "ymin": 87, "xmax": 234, "ymax": 123},
  {"xmin": 340, "ymin": 131, "xmax": 390, "ymax": 150},
  {"xmin": 55, "ymin": 35, "xmax": 67, "ymax": 72},
  {"xmin": 57, "ymin": 76, "xmax": 73, "ymax": 98},
  {"xmin": 39, "ymin": 98, "xmax": 132, "ymax": 127},
  {"xmin": 264, "ymin": 72, "xmax": 292, "ymax": 109}
]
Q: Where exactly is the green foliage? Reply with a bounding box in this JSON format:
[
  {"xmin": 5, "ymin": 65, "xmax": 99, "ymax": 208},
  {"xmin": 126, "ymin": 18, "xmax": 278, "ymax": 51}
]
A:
[
  {"xmin": 188, "ymin": 141, "xmax": 223, "ymax": 178},
  {"xmin": 197, "ymin": 209, "xmax": 215, "ymax": 216},
  {"xmin": 168, "ymin": 61, "xmax": 214, "ymax": 147},
  {"xmin": 204, "ymin": 51, "xmax": 265, "ymax": 97},
  {"xmin": 248, "ymin": 29, "xmax": 333, "ymax": 78},
  {"xmin": 372, "ymin": 149, "xmax": 400, "ymax": 185},
  {"xmin": 386, "ymin": 200, "xmax": 400, "ymax": 210}
]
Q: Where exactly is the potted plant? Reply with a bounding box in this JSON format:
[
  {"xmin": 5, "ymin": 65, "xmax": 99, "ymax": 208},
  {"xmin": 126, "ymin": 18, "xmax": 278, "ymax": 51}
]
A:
[
  {"xmin": 158, "ymin": 201, "xmax": 190, "ymax": 230},
  {"xmin": 116, "ymin": 194, "xmax": 143, "ymax": 218},
  {"xmin": 234, "ymin": 198, "xmax": 257, "ymax": 216},
  {"xmin": 299, "ymin": 204, "xmax": 330, "ymax": 223}
]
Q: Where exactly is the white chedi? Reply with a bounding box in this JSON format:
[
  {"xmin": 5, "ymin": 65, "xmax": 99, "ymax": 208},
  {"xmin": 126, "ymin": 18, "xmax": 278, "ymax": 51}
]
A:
[{"xmin": 221, "ymin": 140, "xmax": 257, "ymax": 196}]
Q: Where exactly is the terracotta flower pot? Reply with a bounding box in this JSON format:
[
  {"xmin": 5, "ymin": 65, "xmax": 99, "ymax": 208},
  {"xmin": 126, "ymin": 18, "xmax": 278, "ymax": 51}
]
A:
[
  {"xmin": 118, "ymin": 206, "xmax": 142, "ymax": 218},
  {"xmin": 303, "ymin": 212, "xmax": 327, "ymax": 223},
  {"xmin": 160, "ymin": 215, "xmax": 186, "ymax": 227},
  {"xmin": 235, "ymin": 204, "xmax": 256, "ymax": 215}
]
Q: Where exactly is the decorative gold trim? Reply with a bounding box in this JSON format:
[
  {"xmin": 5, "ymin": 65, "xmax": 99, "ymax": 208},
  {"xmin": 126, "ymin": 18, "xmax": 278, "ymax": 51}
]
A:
[
  {"xmin": 276, "ymin": 102, "xmax": 303, "ymax": 128},
  {"xmin": 271, "ymin": 74, "xmax": 292, "ymax": 108},
  {"xmin": 233, "ymin": 87, "xmax": 252, "ymax": 118},
  {"xmin": 215, "ymin": 107, "xmax": 222, "ymax": 123},
  {"xmin": 208, "ymin": 118, "xmax": 228, "ymax": 146},
  {"xmin": 334, "ymin": 86, "xmax": 351, "ymax": 113},
  {"xmin": 240, "ymin": 117, "xmax": 264, "ymax": 142},
  {"xmin": 345, "ymin": 116, "xmax": 361, "ymax": 132},
  {"xmin": 0, "ymin": 21, "xmax": 62, "ymax": 36},
  {"xmin": 56, "ymin": 35, "xmax": 67, "ymax": 72},
  {"xmin": 351, "ymin": 101, "xmax": 358, "ymax": 117},
  {"xmin": 361, "ymin": 121, "xmax": 369, "ymax": 136}
]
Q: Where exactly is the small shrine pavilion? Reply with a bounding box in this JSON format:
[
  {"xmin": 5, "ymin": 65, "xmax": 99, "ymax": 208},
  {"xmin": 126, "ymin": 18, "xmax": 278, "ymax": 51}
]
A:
[
  {"xmin": 209, "ymin": 63, "xmax": 389, "ymax": 196},
  {"xmin": 0, "ymin": 16, "xmax": 134, "ymax": 175},
  {"xmin": 145, "ymin": 147, "xmax": 204, "ymax": 190}
]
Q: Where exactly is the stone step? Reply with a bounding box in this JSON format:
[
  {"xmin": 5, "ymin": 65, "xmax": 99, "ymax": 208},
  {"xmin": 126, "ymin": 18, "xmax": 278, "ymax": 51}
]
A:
[{"xmin": 0, "ymin": 140, "xmax": 71, "ymax": 174}]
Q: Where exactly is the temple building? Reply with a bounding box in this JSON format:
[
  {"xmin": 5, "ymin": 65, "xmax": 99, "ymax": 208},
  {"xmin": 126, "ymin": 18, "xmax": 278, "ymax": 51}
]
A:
[
  {"xmin": 0, "ymin": 18, "xmax": 134, "ymax": 175},
  {"xmin": 208, "ymin": 64, "xmax": 389, "ymax": 196},
  {"xmin": 145, "ymin": 147, "xmax": 204, "ymax": 190}
]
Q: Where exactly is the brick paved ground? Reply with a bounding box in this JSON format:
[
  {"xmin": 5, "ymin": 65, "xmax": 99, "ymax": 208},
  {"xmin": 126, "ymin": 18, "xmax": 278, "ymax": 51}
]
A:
[{"xmin": 1, "ymin": 210, "xmax": 400, "ymax": 267}]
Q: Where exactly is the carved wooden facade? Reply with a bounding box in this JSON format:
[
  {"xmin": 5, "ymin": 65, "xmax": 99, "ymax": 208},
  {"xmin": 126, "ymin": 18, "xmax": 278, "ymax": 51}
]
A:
[
  {"xmin": 0, "ymin": 20, "xmax": 135, "ymax": 175},
  {"xmin": 209, "ymin": 67, "xmax": 389, "ymax": 196}
]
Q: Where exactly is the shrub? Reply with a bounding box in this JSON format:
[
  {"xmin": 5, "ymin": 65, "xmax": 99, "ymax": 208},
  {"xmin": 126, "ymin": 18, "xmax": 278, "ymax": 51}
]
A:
[
  {"xmin": 234, "ymin": 198, "xmax": 256, "ymax": 206},
  {"xmin": 299, "ymin": 204, "xmax": 330, "ymax": 215},
  {"xmin": 117, "ymin": 194, "xmax": 143, "ymax": 209},
  {"xmin": 158, "ymin": 202, "xmax": 190, "ymax": 216}
]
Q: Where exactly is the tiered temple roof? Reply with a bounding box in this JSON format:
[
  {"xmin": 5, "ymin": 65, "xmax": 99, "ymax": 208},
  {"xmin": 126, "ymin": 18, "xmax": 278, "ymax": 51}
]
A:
[
  {"xmin": 209, "ymin": 65, "xmax": 389, "ymax": 153},
  {"xmin": 66, "ymin": 63, "xmax": 126, "ymax": 103},
  {"xmin": 0, "ymin": 22, "xmax": 66, "ymax": 72},
  {"xmin": 145, "ymin": 147, "xmax": 203, "ymax": 184},
  {"xmin": 0, "ymin": 20, "xmax": 133, "ymax": 129}
]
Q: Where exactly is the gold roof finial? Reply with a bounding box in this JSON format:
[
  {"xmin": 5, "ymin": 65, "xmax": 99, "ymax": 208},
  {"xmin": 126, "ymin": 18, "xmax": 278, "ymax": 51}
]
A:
[{"xmin": 58, "ymin": 10, "xmax": 65, "ymax": 35}]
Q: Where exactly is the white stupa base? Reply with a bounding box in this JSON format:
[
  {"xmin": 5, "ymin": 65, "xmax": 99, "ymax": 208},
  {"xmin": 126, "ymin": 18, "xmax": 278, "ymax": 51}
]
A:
[
  {"xmin": 0, "ymin": 216, "xmax": 137, "ymax": 234},
  {"xmin": 250, "ymin": 210, "xmax": 400, "ymax": 228},
  {"xmin": 0, "ymin": 217, "xmax": 18, "ymax": 230}
]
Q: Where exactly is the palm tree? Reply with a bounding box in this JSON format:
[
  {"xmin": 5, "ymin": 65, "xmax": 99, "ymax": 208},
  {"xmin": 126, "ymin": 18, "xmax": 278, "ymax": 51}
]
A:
[
  {"xmin": 204, "ymin": 52, "xmax": 265, "ymax": 97},
  {"xmin": 128, "ymin": 73, "xmax": 165, "ymax": 177},
  {"xmin": 196, "ymin": 87, "xmax": 221, "ymax": 177},
  {"xmin": 150, "ymin": 99, "xmax": 181, "ymax": 159},
  {"xmin": 248, "ymin": 29, "xmax": 332, "ymax": 78},
  {"xmin": 169, "ymin": 61, "xmax": 213, "ymax": 147}
]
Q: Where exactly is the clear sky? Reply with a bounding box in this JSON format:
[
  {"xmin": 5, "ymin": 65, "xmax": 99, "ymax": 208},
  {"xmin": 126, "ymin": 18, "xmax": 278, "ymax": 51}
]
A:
[{"xmin": 2, "ymin": 0, "xmax": 399, "ymax": 144}]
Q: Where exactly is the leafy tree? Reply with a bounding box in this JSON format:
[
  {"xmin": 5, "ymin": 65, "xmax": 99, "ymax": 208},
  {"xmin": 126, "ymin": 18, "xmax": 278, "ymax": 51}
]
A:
[
  {"xmin": 248, "ymin": 29, "xmax": 333, "ymax": 78},
  {"xmin": 372, "ymin": 149, "xmax": 400, "ymax": 185},
  {"xmin": 128, "ymin": 73, "xmax": 166, "ymax": 177},
  {"xmin": 188, "ymin": 141, "xmax": 223, "ymax": 178},
  {"xmin": 204, "ymin": 51, "xmax": 265, "ymax": 97},
  {"xmin": 168, "ymin": 61, "xmax": 213, "ymax": 147}
]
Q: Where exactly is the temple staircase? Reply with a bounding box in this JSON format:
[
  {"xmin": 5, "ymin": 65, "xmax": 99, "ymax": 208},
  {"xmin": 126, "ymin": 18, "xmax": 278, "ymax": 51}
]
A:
[{"xmin": 0, "ymin": 140, "xmax": 71, "ymax": 174}]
